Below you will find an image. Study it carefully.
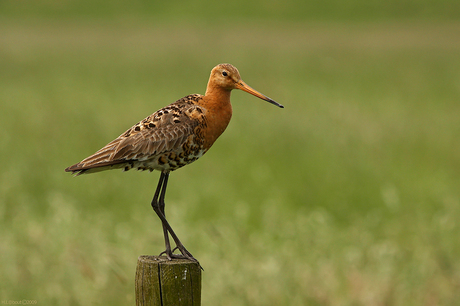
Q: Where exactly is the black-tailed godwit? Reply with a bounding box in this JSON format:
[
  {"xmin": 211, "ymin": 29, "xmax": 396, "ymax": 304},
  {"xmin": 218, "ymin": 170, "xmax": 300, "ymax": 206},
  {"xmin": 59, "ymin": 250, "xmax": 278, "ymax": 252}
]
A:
[{"xmin": 65, "ymin": 63, "xmax": 283, "ymax": 264}]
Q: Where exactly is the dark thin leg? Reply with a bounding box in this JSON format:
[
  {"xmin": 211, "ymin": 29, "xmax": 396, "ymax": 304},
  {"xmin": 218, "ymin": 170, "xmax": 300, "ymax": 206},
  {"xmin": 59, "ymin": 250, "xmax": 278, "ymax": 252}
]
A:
[
  {"xmin": 151, "ymin": 171, "xmax": 199, "ymax": 264},
  {"xmin": 151, "ymin": 172, "xmax": 172, "ymax": 259}
]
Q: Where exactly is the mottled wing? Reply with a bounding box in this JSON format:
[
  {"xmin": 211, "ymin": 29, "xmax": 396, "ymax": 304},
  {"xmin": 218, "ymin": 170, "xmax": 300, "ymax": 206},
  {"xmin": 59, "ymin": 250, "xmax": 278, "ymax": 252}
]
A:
[{"xmin": 65, "ymin": 95, "xmax": 204, "ymax": 175}]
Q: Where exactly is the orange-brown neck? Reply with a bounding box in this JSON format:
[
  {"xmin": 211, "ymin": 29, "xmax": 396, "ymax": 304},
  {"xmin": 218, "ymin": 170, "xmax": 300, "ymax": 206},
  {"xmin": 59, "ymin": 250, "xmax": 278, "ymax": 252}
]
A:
[{"xmin": 200, "ymin": 85, "xmax": 233, "ymax": 149}]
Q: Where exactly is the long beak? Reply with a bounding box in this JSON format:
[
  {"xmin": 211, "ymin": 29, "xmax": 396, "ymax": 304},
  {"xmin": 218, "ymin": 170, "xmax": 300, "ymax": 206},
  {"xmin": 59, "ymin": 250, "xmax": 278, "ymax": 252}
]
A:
[{"xmin": 235, "ymin": 80, "xmax": 284, "ymax": 108}]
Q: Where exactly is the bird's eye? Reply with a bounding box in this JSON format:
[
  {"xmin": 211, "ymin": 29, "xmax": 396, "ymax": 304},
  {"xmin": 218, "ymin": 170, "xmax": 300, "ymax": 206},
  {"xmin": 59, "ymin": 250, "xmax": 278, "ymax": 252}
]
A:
[{"xmin": 222, "ymin": 71, "xmax": 228, "ymax": 77}]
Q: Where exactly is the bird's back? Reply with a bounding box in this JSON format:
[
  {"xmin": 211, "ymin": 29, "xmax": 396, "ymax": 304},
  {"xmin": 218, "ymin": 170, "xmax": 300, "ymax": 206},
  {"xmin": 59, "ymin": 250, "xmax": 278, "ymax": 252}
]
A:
[{"xmin": 65, "ymin": 94, "xmax": 211, "ymax": 175}]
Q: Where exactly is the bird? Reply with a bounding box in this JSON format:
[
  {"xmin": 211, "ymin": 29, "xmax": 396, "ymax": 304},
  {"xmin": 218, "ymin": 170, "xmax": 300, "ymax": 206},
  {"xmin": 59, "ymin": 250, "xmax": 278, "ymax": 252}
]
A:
[{"xmin": 65, "ymin": 63, "xmax": 284, "ymax": 264}]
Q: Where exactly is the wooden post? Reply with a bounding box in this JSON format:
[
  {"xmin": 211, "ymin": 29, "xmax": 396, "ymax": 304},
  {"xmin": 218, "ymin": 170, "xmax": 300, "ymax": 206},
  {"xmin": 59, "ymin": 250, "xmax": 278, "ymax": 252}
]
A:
[{"xmin": 135, "ymin": 255, "xmax": 202, "ymax": 306}]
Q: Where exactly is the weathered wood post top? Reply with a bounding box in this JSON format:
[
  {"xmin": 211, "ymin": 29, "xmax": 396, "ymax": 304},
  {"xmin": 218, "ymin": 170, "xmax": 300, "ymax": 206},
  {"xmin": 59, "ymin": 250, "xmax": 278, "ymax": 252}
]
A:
[{"xmin": 135, "ymin": 255, "xmax": 202, "ymax": 306}]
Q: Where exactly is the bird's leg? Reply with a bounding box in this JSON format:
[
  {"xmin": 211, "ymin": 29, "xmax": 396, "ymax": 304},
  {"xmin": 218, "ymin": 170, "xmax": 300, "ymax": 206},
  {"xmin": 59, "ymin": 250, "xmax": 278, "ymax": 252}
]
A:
[
  {"xmin": 151, "ymin": 171, "xmax": 173, "ymax": 260},
  {"xmin": 151, "ymin": 171, "xmax": 200, "ymax": 265}
]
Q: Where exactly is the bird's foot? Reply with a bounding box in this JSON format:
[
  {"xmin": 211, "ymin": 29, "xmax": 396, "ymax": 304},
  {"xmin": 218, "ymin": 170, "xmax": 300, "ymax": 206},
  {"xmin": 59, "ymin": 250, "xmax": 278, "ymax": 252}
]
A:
[
  {"xmin": 158, "ymin": 249, "xmax": 173, "ymax": 260},
  {"xmin": 176, "ymin": 245, "xmax": 203, "ymax": 270},
  {"xmin": 159, "ymin": 246, "xmax": 203, "ymax": 270}
]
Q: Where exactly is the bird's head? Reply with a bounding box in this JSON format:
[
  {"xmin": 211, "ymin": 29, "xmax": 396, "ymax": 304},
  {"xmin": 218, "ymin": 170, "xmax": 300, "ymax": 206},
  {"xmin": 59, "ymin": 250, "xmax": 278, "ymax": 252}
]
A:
[{"xmin": 207, "ymin": 63, "xmax": 284, "ymax": 108}]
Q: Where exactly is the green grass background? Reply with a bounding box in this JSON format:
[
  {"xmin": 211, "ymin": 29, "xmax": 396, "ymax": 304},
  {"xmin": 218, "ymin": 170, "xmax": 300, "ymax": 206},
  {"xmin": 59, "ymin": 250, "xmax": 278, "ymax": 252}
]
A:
[{"xmin": 1, "ymin": 1, "xmax": 460, "ymax": 305}]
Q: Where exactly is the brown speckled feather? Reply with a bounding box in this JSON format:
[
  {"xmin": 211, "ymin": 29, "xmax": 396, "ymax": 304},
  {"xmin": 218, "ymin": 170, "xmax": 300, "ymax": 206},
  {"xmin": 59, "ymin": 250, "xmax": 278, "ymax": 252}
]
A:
[{"xmin": 65, "ymin": 94, "xmax": 208, "ymax": 175}]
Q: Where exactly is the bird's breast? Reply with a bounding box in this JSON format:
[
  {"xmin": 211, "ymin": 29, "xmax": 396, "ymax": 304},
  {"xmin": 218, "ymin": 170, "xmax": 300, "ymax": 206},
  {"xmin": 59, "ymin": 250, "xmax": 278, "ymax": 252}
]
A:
[{"xmin": 199, "ymin": 100, "xmax": 233, "ymax": 149}]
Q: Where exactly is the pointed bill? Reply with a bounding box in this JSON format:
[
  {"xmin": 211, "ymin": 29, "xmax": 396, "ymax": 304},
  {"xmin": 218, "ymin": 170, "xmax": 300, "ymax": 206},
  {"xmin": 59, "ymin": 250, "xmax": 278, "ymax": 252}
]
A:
[{"xmin": 235, "ymin": 80, "xmax": 284, "ymax": 108}]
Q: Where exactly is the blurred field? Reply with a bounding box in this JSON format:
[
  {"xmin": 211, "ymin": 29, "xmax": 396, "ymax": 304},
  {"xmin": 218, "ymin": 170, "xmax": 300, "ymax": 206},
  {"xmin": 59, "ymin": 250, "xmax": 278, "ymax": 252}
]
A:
[{"xmin": 1, "ymin": 3, "xmax": 460, "ymax": 305}]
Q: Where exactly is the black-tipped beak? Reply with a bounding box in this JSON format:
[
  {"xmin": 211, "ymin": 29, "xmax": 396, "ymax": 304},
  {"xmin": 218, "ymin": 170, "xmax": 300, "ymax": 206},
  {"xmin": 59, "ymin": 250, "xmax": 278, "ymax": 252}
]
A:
[{"xmin": 236, "ymin": 80, "xmax": 284, "ymax": 108}]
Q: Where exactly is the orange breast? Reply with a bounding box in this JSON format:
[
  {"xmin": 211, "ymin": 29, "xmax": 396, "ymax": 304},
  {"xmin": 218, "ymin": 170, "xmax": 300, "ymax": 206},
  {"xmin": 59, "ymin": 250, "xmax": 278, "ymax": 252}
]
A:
[{"xmin": 199, "ymin": 95, "xmax": 233, "ymax": 150}]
